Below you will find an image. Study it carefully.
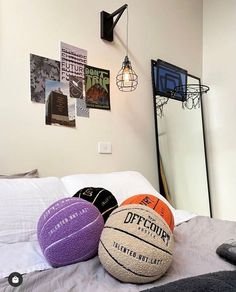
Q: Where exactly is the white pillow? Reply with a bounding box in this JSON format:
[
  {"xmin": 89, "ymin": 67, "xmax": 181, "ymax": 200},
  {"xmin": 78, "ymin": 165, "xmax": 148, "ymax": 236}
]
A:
[
  {"xmin": 61, "ymin": 171, "xmax": 198, "ymax": 226},
  {"xmin": 0, "ymin": 177, "xmax": 68, "ymax": 244},
  {"xmin": 61, "ymin": 171, "xmax": 175, "ymax": 213}
]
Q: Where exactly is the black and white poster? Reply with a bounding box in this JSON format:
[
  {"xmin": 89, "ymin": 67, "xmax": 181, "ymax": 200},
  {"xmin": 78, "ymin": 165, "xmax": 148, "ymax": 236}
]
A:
[
  {"xmin": 60, "ymin": 42, "xmax": 89, "ymax": 117},
  {"xmin": 30, "ymin": 54, "xmax": 60, "ymax": 103},
  {"xmin": 60, "ymin": 42, "xmax": 87, "ymax": 82}
]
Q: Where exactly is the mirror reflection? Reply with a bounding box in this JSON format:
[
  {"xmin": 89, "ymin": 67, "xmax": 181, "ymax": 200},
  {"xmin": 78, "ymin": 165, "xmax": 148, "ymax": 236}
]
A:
[{"xmin": 152, "ymin": 61, "xmax": 211, "ymax": 217}]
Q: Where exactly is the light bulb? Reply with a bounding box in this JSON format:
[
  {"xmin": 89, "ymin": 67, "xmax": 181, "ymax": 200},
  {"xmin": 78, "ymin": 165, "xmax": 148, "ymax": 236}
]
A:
[{"xmin": 123, "ymin": 67, "xmax": 130, "ymax": 82}]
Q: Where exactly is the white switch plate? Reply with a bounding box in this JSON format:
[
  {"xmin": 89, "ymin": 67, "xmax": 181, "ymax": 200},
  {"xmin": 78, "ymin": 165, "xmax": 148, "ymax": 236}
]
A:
[{"xmin": 98, "ymin": 142, "xmax": 112, "ymax": 154}]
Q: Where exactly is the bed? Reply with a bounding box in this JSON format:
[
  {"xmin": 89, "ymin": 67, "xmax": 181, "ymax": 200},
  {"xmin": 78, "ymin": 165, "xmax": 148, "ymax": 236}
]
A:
[{"xmin": 0, "ymin": 171, "xmax": 235, "ymax": 291}]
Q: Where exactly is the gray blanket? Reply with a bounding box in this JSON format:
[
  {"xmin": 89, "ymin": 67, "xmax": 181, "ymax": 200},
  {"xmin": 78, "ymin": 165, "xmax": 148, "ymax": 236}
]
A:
[
  {"xmin": 0, "ymin": 216, "xmax": 235, "ymax": 292},
  {"xmin": 142, "ymin": 270, "xmax": 236, "ymax": 292}
]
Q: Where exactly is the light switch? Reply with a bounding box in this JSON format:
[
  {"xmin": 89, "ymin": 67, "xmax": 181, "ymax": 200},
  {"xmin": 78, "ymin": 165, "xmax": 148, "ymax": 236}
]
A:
[{"xmin": 98, "ymin": 142, "xmax": 112, "ymax": 154}]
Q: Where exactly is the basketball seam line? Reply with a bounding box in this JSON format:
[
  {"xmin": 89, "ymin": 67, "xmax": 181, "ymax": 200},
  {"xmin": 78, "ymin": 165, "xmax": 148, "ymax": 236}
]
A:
[
  {"xmin": 153, "ymin": 198, "xmax": 160, "ymax": 209},
  {"xmin": 99, "ymin": 240, "xmax": 160, "ymax": 278},
  {"xmin": 43, "ymin": 214, "xmax": 101, "ymax": 253},
  {"xmin": 92, "ymin": 188, "xmax": 105, "ymax": 204},
  {"xmin": 39, "ymin": 201, "xmax": 85, "ymax": 237},
  {"xmin": 104, "ymin": 226, "xmax": 172, "ymax": 255},
  {"xmin": 109, "ymin": 206, "xmax": 154, "ymax": 217},
  {"xmin": 76, "ymin": 188, "xmax": 118, "ymax": 217},
  {"xmin": 109, "ymin": 206, "xmax": 165, "ymax": 220},
  {"xmin": 101, "ymin": 204, "xmax": 118, "ymax": 216}
]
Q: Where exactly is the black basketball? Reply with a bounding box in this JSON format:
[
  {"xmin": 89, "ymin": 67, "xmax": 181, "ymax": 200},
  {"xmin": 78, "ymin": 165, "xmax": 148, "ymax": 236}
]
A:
[{"xmin": 73, "ymin": 187, "xmax": 118, "ymax": 222}]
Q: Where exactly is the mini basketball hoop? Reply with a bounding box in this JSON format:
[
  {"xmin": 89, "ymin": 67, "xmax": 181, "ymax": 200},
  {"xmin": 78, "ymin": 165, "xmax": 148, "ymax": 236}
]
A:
[
  {"xmin": 151, "ymin": 59, "xmax": 210, "ymax": 117},
  {"xmin": 171, "ymin": 84, "xmax": 210, "ymax": 110}
]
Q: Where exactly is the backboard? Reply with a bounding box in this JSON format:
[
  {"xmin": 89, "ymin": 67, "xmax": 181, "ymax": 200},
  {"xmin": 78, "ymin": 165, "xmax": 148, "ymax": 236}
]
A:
[{"xmin": 152, "ymin": 59, "xmax": 188, "ymax": 102}]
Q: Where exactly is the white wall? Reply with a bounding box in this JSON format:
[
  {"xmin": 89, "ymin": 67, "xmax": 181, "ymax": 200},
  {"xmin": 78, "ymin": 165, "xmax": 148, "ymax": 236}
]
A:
[
  {"xmin": 0, "ymin": 0, "xmax": 203, "ymax": 192},
  {"xmin": 203, "ymin": 0, "xmax": 236, "ymax": 221}
]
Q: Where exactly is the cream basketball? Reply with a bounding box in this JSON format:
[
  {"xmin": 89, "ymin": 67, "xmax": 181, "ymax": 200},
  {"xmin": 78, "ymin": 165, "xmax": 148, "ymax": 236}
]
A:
[{"xmin": 98, "ymin": 204, "xmax": 174, "ymax": 284}]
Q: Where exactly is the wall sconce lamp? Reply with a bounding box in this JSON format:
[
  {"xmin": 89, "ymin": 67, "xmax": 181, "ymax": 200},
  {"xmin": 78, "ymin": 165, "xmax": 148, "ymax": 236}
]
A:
[{"xmin": 100, "ymin": 4, "xmax": 138, "ymax": 92}]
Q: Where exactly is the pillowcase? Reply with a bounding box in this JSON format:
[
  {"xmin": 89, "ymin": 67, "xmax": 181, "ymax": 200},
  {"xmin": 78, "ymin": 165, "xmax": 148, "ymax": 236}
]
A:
[
  {"xmin": 0, "ymin": 241, "xmax": 51, "ymax": 279},
  {"xmin": 0, "ymin": 177, "xmax": 68, "ymax": 244},
  {"xmin": 0, "ymin": 169, "xmax": 39, "ymax": 179},
  {"xmin": 61, "ymin": 171, "xmax": 174, "ymax": 212},
  {"xmin": 61, "ymin": 171, "xmax": 199, "ymax": 226}
]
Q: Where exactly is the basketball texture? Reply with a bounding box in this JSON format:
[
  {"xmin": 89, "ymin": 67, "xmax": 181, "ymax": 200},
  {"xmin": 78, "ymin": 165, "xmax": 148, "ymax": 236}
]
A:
[
  {"xmin": 121, "ymin": 194, "xmax": 174, "ymax": 232},
  {"xmin": 37, "ymin": 197, "xmax": 104, "ymax": 267},
  {"xmin": 73, "ymin": 187, "xmax": 118, "ymax": 222},
  {"xmin": 98, "ymin": 204, "xmax": 174, "ymax": 284}
]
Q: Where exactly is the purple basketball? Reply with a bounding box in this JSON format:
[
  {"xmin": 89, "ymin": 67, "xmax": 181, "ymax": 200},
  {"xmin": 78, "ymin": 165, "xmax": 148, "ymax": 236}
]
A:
[{"xmin": 37, "ymin": 197, "xmax": 104, "ymax": 267}]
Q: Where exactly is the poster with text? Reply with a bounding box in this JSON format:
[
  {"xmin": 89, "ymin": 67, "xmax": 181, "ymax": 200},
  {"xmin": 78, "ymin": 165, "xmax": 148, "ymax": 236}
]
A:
[
  {"xmin": 60, "ymin": 42, "xmax": 87, "ymax": 83},
  {"xmin": 85, "ymin": 65, "xmax": 110, "ymax": 110},
  {"xmin": 30, "ymin": 54, "xmax": 60, "ymax": 103},
  {"xmin": 45, "ymin": 80, "xmax": 76, "ymax": 128}
]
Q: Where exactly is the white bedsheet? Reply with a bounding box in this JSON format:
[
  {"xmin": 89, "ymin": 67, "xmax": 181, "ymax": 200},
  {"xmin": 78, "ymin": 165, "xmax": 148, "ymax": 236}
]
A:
[{"xmin": 0, "ymin": 241, "xmax": 51, "ymax": 278}]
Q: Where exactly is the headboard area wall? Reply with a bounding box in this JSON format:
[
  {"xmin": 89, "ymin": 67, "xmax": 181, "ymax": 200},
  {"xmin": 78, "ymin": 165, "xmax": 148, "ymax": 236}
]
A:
[{"xmin": 0, "ymin": 0, "xmax": 203, "ymax": 189}]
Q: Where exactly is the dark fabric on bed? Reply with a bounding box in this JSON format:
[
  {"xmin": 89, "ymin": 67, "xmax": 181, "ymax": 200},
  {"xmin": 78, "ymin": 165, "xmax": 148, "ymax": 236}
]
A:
[
  {"xmin": 216, "ymin": 241, "xmax": 236, "ymax": 265},
  {"xmin": 141, "ymin": 270, "xmax": 236, "ymax": 292}
]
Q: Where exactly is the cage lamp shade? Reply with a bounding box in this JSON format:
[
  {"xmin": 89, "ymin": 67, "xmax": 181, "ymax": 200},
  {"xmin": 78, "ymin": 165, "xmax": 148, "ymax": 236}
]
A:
[{"xmin": 116, "ymin": 56, "xmax": 138, "ymax": 92}]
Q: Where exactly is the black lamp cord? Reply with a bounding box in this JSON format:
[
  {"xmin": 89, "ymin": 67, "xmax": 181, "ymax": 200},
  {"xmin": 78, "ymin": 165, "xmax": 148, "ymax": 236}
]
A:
[{"xmin": 126, "ymin": 7, "xmax": 129, "ymax": 58}]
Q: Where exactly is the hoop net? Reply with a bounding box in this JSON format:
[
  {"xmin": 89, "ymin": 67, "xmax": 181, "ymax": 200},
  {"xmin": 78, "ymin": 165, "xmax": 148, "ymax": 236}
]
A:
[
  {"xmin": 171, "ymin": 84, "xmax": 210, "ymax": 110},
  {"xmin": 156, "ymin": 96, "xmax": 169, "ymax": 118}
]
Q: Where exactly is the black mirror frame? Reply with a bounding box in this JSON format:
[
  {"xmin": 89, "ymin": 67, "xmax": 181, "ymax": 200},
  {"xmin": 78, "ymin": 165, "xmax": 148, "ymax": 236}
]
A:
[{"xmin": 151, "ymin": 59, "xmax": 212, "ymax": 218}]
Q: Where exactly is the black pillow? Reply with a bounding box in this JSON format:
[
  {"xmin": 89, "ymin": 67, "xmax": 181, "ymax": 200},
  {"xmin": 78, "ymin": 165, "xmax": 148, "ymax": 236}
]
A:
[{"xmin": 73, "ymin": 187, "xmax": 118, "ymax": 222}]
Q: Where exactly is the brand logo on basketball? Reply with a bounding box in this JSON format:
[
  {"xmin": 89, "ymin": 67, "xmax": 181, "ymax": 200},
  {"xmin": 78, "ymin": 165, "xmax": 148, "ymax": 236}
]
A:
[
  {"xmin": 83, "ymin": 188, "xmax": 93, "ymax": 197},
  {"xmin": 124, "ymin": 211, "xmax": 170, "ymax": 246}
]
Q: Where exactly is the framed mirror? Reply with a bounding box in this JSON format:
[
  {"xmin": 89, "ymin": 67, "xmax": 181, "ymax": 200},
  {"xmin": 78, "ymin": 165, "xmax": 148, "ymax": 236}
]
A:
[{"xmin": 151, "ymin": 59, "xmax": 212, "ymax": 217}]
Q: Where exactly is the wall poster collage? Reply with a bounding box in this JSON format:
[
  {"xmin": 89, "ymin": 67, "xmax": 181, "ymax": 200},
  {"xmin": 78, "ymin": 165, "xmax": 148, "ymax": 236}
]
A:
[{"xmin": 30, "ymin": 42, "xmax": 110, "ymax": 128}]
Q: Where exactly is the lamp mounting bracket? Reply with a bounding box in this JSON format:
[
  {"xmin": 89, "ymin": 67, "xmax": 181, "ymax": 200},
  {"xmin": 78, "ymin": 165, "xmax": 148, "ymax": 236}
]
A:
[{"xmin": 100, "ymin": 4, "xmax": 128, "ymax": 42}]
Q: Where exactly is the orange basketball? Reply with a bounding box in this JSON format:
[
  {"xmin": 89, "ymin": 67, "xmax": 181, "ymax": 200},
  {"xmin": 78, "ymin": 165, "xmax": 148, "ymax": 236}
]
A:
[{"xmin": 121, "ymin": 194, "xmax": 174, "ymax": 232}]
